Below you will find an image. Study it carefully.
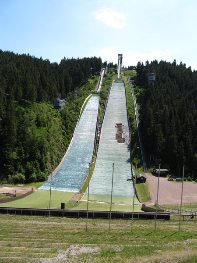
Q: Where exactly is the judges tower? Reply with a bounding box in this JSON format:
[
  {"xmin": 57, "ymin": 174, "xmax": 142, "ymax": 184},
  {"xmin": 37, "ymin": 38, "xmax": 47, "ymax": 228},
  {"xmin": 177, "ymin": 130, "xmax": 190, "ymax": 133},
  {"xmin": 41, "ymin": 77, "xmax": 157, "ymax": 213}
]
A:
[{"xmin": 117, "ymin": 54, "xmax": 123, "ymax": 78}]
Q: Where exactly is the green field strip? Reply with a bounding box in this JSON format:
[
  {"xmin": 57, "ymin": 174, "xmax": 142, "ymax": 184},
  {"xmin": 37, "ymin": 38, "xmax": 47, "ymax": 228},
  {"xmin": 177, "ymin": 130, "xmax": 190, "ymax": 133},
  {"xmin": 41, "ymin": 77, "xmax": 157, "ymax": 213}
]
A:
[
  {"xmin": 0, "ymin": 190, "xmax": 74, "ymax": 208},
  {"xmin": 82, "ymin": 193, "xmax": 140, "ymax": 204},
  {"xmin": 73, "ymin": 201, "xmax": 141, "ymax": 212}
]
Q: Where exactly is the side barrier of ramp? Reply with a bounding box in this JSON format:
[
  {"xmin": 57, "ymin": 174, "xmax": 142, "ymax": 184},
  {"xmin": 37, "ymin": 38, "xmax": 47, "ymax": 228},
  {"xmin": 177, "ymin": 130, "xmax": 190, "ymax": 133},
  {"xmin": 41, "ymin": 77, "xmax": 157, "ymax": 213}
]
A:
[{"xmin": 0, "ymin": 207, "xmax": 170, "ymax": 220}]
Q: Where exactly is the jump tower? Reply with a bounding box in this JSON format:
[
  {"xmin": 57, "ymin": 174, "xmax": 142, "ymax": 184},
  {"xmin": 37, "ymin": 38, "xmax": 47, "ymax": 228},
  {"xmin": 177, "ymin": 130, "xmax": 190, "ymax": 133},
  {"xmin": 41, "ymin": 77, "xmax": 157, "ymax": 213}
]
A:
[{"xmin": 117, "ymin": 54, "xmax": 123, "ymax": 78}]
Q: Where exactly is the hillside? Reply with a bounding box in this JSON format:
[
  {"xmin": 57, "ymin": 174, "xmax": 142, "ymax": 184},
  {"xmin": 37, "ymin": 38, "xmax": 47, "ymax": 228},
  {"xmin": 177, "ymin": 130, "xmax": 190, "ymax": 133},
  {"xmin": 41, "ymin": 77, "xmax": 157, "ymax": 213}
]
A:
[
  {"xmin": 0, "ymin": 50, "xmax": 102, "ymax": 183},
  {"xmin": 0, "ymin": 214, "xmax": 196, "ymax": 263},
  {"xmin": 133, "ymin": 60, "xmax": 197, "ymax": 178}
]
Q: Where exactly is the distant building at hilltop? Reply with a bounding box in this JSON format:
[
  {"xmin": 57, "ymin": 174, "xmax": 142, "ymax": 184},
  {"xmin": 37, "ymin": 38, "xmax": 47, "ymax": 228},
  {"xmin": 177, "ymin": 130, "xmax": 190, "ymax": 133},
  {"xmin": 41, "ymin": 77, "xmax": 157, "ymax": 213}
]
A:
[{"xmin": 54, "ymin": 98, "xmax": 65, "ymax": 109}]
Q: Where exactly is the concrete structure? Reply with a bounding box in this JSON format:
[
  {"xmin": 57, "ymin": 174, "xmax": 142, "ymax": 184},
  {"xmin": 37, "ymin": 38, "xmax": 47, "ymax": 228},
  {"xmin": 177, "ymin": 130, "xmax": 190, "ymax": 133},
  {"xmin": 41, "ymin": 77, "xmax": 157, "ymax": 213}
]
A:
[{"xmin": 117, "ymin": 54, "xmax": 123, "ymax": 78}]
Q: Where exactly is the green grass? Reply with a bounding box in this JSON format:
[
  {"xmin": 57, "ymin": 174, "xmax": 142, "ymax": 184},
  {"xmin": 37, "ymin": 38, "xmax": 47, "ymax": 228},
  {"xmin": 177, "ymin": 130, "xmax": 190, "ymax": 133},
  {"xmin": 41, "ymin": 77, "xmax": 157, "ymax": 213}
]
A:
[
  {"xmin": 79, "ymin": 93, "xmax": 93, "ymax": 118},
  {"xmin": 135, "ymin": 182, "xmax": 151, "ymax": 203},
  {"xmin": 0, "ymin": 214, "xmax": 196, "ymax": 262},
  {"xmin": 73, "ymin": 200, "xmax": 141, "ymax": 212},
  {"xmin": 82, "ymin": 193, "xmax": 138, "ymax": 204},
  {"xmin": 23, "ymin": 181, "xmax": 46, "ymax": 188},
  {"xmin": 64, "ymin": 193, "xmax": 141, "ymax": 212},
  {"xmin": 80, "ymin": 157, "xmax": 97, "ymax": 193},
  {"xmin": 0, "ymin": 190, "xmax": 74, "ymax": 209},
  {"xmin": 161, "ymin": 203, "xmax": 197, "ymax": 210}
]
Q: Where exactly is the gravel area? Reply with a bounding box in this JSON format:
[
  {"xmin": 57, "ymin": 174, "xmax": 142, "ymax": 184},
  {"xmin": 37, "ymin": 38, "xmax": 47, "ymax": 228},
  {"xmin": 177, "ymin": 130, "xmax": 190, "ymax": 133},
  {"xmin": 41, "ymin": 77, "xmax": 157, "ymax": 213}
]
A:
[{"xmin": 146, "ymin": 174, "xmax": 197, "ymax": 205}]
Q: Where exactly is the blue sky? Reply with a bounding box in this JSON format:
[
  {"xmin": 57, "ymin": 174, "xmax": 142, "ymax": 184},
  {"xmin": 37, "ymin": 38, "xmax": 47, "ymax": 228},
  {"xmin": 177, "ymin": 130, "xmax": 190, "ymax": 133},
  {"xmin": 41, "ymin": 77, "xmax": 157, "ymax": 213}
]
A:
[{"xmin": 1, "ymin": 0, "xmax": 197, "ymax": 68}]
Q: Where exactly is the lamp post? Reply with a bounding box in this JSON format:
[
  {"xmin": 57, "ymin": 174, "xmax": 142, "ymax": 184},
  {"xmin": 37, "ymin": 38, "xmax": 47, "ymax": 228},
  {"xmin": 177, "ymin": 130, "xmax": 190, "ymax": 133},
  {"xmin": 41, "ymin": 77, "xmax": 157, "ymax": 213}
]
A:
[
  {"xmin": 86, "ymin": 163, "xmax": 91, "ymax": 232},
  {"xmin": 154, "ymin": 164, "xmax": 160, "ymax": 231},
  {"xmin": 131, "ymin": 170, "xmax": 136, "ymax": 231},
  {"xmin": 48, "ymin": 174, "xmax": 52, "ymax": 217},
  {"xmin": 109, "ymin": 163, "xmax": 114, "ymax": 231},
  {"xmin": 179, "ymin": 165, "xmax": 185, "ymax": 231}
]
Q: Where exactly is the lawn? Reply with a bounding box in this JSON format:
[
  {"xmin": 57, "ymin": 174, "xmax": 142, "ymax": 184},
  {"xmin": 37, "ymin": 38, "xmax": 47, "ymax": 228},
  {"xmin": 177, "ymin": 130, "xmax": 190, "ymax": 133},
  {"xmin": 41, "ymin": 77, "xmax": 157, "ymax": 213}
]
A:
[
  {"xmin": 135, "ymin": 182, "xmax": 151, "ymax": 203},
  {"xmin": 0, "ymin": 190, "xmax": 142, "ymax": 212},
  {"xmin": 77, "ymin": 193, "xmax": 141, "ymax": 212},
  {"xmin": 73, "ymin": 200, "xmax": 141, "ymax": 212},
  {"xmin": 0, "ymin": 190, "xmax": 74, "ymax": 209},
  {"xmin": 0, "ymin": 214, "xmax": 196, "ymax": 262}
]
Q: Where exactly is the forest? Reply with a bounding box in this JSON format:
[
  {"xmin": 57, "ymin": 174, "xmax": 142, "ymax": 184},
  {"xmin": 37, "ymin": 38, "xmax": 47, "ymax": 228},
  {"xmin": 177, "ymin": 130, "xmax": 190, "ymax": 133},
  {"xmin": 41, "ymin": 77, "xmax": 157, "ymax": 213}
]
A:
[
  {"xmin": 0, "ymin": 50, "xmax": 102, "ymax": 183},
  {"xmin": 133, "ymin": 60, "xmax": 197, "ymax": 179}
]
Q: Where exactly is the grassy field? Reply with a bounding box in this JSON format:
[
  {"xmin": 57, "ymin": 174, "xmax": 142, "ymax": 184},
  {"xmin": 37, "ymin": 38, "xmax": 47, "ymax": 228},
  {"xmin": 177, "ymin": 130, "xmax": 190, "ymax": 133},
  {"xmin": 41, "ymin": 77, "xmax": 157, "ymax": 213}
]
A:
[
  {"xmin": 76, "ymin": 195, "xmax": 141, "ymax": 212},
  {"xmin": 0, "ymin": 190, "xmax": 142, "ymax": 212},
  {"xmin": 135, "ymin": 183, "xmax": 151, "ymax": 203},
  {"xmin": 161, "ymin": 203, "xmax": 197, "ymax": 211},
  {"xmin": 0, "ymin": 214, "xmax": 196, "ymax": 263},
  {"xmin": 0, "ymin": 190, "xmax": 74, "ymax": 209}
]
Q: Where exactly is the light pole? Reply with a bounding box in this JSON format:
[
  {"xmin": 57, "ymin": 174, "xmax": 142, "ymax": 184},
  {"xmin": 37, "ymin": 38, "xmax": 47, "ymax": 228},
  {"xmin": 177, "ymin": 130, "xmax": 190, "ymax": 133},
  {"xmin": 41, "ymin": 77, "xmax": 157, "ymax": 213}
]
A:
[
  {"xmin": 48, "ymin": 174, "xmax": 52, "ymax": 217},
  {"xmin": 131, "ymin": 170, "xmax": 136, "ymax": 231},
  {"xmin": 154, "ymin": 164, "xmax": 160, "ymax": 231},
  {"xmin": 86, "ymin": 163, "xmax": 91, "ymax": 232},
  {"xmin": 179, "ymin": 165, "xmax": 185, "ymax": 231},
  {"xmin": 109, "ymin": 163, "xmax": 114, "ymax": 231}
]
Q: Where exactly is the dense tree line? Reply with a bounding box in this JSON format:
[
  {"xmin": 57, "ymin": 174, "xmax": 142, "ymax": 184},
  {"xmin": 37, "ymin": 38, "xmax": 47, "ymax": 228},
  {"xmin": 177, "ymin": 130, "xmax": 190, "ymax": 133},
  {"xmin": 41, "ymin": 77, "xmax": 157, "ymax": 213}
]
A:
[
  {"xmin": 134, "ymin": 60, "xmax": 197, "ymax": 178},
  {"xmin": 0, "ymin": 50, "xmax": 101, "ymax": 183}
]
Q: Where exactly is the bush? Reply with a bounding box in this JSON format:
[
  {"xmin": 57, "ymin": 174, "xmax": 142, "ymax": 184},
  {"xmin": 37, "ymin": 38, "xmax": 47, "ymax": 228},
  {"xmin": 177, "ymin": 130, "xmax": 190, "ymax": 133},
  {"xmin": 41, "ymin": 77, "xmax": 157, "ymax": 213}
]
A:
[
  {"xmin": 12, "ymin": 173, "xmax": 25, "ymax": 184},
  {"xmin": 37, "ymin": 172, "xmax": 48, "ymax": 182},
  {"xmin": 26, "ymin": 173, "xmax": 37, "ymax": 183},
  {"xmin": 187, "ymin": 176, "xmax": 192, "ymax": 182}
]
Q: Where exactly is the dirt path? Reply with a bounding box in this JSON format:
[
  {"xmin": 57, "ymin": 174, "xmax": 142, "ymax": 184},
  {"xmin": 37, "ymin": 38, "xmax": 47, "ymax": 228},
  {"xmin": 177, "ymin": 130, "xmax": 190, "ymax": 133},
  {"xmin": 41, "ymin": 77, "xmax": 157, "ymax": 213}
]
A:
[
  {"xmin": 0, "ymin": 186, "xmax": 33, "ymax": 196},
  {"xmin": 146, "ymin": 173, "xmax": 197, "ymax": 205}
]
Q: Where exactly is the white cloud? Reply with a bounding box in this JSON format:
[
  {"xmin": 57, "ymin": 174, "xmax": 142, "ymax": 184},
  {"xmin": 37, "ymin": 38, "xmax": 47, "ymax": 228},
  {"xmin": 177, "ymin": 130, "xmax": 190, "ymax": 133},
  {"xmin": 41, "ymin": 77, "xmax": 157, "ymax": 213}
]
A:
[{"xmin": 94, "ymin": 8, "xmax": 126, "ymax": 29}]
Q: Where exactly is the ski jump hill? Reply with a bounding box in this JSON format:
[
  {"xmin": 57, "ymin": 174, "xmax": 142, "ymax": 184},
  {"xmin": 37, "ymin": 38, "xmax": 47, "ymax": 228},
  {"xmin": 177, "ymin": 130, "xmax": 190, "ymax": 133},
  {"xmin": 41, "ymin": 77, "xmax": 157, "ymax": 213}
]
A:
[{"xmin": 40, "ymin": 58, "xmax": 135, "ymax": 202}]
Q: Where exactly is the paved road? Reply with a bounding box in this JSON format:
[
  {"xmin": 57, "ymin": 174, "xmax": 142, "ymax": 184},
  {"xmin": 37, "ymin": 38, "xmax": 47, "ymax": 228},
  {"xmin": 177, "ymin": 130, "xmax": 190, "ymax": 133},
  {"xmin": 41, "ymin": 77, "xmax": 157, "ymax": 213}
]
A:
[{"xmin": 146, "ymin": 174, "xmax": 197, "ymax": 205}]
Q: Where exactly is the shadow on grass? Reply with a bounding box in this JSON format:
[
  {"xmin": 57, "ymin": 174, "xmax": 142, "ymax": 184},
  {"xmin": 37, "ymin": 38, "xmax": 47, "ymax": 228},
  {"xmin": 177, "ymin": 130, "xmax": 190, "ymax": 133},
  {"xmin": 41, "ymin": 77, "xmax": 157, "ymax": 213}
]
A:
[
  {"xmin": 163, "ymin": 232, "xmax": 177, "ymax": 238},
  {"xmin": 144, "ymin": 231, "xmax": 154, "ymax": 236}
]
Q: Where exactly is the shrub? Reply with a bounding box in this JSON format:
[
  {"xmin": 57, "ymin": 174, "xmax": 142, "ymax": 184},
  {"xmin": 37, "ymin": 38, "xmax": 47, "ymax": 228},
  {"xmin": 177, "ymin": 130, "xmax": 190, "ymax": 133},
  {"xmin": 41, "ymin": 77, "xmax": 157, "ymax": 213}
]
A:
[
  {"xmin": 37, "ymin": 172, "xmax": 48, "ymax": 182},
  {"xmin": 187, "ymin": 176, "xmax": 192, "ymax": 182},
  {"xmin": 12, "ymin": 173, "xmax": 25, "ymax": 184}
]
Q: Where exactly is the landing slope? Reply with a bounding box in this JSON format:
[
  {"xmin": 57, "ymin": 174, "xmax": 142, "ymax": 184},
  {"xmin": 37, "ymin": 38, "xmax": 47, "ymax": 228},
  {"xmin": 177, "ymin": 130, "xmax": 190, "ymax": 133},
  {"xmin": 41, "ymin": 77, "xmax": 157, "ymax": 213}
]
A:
[
  {"xmin": 89, "ymin": 80, "xmax": 134, "ymax": 197},
  {"xmin": 40, "ymin": 95, "xmax": 99, "ymax": 192}
]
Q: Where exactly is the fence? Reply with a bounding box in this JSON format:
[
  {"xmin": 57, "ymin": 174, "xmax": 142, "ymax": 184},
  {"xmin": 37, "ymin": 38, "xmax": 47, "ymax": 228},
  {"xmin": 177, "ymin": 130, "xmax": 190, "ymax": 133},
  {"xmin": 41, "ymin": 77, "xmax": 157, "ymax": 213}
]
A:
[{"xmin": 0, "ymin": 207, "xmax": 170, "ymax": 220}]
